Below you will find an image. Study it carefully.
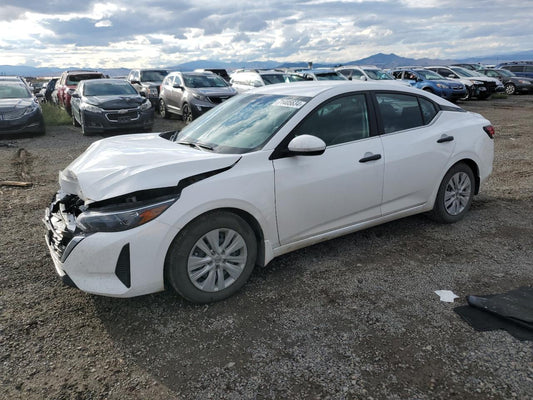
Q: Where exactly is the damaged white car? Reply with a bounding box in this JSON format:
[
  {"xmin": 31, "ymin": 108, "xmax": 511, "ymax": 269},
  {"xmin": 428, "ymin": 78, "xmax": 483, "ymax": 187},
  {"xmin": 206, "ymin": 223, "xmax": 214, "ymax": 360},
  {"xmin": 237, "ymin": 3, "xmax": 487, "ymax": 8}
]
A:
[{"xmin": 44, "ymin": 81, "xmax": 494, "ymax": 303}]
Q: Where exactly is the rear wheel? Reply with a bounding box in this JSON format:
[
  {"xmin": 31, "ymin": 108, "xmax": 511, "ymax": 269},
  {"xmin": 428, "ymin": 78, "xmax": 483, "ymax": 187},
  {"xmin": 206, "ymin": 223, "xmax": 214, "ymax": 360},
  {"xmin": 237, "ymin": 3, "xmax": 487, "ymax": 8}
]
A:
[
  {"xmin": 165, "ymin": 211, "xmax": 257, "ymax": 303},
  {"xmin": 430, "ymin": 163, "xmax": 475, "ymax": 223}
]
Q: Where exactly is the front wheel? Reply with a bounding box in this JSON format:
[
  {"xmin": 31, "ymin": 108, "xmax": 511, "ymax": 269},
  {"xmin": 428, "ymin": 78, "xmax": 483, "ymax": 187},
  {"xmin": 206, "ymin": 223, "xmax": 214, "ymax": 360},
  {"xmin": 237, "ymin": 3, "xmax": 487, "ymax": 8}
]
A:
[
  {"xmin": 72, "ymin": 112, "xmax": 80, "ymax": 127},
  {"xmin": 159, "ymin": 99, "xmax": 170, "ymax": 119},
  {"xmin": 430, "ymin": 163, "xmax": 475, "ymax": 223},
  {"xmin": 182, "ymin": 103, "xmax": 193, "ymax": 124},
  {"xmin": 505, "ymin": 83, "xmax": 516, "ymax": 95},
  {"xmin": 165, "ymin": 212, "xmax": 257, "ymax": 303}
]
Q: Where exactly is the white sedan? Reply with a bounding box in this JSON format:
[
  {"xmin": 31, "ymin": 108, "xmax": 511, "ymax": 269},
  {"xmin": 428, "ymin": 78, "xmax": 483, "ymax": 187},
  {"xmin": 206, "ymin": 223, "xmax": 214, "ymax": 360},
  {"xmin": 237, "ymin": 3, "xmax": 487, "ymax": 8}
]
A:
[{"xmin": 44, "ymin": 81, "xmax": 494, "ymax": 303}]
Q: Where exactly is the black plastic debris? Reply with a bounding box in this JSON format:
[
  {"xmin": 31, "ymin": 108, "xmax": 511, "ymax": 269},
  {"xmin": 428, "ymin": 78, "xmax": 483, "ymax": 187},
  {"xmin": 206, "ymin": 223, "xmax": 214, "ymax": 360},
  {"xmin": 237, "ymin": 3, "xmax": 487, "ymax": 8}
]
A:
[{"xmin": 454, "ymin": 286, "xmax": 533, "ymax": 341}]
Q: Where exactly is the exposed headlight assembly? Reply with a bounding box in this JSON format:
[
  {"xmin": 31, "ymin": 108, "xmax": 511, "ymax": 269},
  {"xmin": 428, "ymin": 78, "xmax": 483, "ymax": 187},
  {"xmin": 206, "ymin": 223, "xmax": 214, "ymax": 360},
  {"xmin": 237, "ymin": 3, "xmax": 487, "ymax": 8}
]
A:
[{"xmin": 76, "ymin": 197, "xmax": 176, "ymax": 233}]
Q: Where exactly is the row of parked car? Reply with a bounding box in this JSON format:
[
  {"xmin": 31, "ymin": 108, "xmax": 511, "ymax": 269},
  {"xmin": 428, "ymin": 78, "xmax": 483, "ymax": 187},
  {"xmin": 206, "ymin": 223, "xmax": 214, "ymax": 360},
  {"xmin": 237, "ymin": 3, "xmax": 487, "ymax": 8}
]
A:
[{"xmin": 1, "ymin": 61, "xmax": 531, "ymax": 137}]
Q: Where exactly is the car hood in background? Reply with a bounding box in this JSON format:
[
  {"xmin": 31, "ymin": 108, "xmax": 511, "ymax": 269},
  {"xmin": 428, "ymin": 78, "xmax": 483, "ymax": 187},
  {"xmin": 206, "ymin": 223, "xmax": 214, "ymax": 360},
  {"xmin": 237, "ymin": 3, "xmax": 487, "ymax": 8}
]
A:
[
  {"xmin": 59, "ymin": 133, "xmax": 241, "ymax": 203},
  {"xmin": 0, "ymin": 98, "xmax": 34, "ymax": 111},
  {"xmin": 85, "ymin": 94, "xmax": 145, "ymax": 109}
]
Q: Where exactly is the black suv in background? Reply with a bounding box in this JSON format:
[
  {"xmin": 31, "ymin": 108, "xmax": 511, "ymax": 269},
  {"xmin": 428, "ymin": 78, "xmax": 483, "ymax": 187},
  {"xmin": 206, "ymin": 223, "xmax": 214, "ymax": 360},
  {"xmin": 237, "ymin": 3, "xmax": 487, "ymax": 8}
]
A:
[
  {"xmin": 496, "ymin": 61, "xmax": 533, "ymax": 79},
  {"xmin": 127, "ymin": 69, "xmax": 169, "ymax": 109}
]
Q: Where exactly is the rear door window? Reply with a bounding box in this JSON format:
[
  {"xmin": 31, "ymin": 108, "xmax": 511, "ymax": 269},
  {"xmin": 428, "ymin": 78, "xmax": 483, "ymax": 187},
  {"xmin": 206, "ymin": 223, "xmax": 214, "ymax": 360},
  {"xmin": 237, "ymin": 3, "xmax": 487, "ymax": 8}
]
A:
[{"xmin": 375, "ymin": 93, "xmax": 437, "ymax": 134}]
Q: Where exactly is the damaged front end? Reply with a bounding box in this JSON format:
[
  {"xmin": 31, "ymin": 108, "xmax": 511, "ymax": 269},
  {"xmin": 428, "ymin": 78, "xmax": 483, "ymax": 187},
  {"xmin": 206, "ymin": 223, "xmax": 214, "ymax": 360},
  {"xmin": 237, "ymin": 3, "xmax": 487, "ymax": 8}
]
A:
[{"xmin": 43, "ymin": 187, "xmax": 179, "ymax": 290}]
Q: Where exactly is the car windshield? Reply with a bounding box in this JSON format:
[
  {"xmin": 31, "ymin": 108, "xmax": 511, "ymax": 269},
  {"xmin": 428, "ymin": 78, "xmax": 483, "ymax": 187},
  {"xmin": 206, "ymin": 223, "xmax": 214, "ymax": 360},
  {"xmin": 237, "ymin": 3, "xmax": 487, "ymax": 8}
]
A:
[
  {"xmin": 140, "ymin": 70, "xmax": 168, "ymax": 82},
  {"xmin": 450, "ymin": 67, "xmax": 477, "ymax": 77},
  {"xmin": 315, "ymin": 72, "xmax": 345, "ymax": 81},
  {"xmin": 416, "ymin": 70, "xmax": 445, "ymax": 80},
  {"xmin": 495, "ymin": 69, "xmax": 515, "ymax": 77},
  {"xmin": 284, "ymin": 74, "xmax": 309, "ymax": 82},
  {"xmin": 363, "ymin": 69, "xmax": 394, "ymax": 80},
  {"xmin": 183, "ymin": 74, "xmax": 229, "ymax": 88},
  {"xmin": 0, "ymin": 83, "xmax": 31, "ymax": 99},
  {"xmin": 174, "ymin": 93, "xmax": 310, "ymax": 154},
  {"xmin": 261, "ymin": 74, "xmax": 286, "ymax": 85},
  {"xmin": 67, "ymin": 74, "xmax": 104, "ymax": 85},
  {"xmin": 83, "ymin": 81, "xmax": 137, "ymax": 96}
]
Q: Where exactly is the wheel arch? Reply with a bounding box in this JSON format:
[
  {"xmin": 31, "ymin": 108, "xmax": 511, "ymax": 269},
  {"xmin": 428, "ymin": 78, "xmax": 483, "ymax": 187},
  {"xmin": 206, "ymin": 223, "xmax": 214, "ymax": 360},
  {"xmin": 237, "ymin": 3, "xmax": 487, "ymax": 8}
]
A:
[
  {"xmin": 163, "ymin": 207, "xmax": 267, "ymax": 288},
  {"xmin": 450, "ymin": 158, "xmax": 481, "ymax": 194}
]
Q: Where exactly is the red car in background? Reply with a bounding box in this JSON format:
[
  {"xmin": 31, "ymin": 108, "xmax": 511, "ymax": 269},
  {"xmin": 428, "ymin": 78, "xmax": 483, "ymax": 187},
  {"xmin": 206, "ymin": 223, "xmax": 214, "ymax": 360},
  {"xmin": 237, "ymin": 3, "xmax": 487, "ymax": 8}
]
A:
[{"xmin": 56, "ymin": 70, "xmax": 105, "ymax": 114}]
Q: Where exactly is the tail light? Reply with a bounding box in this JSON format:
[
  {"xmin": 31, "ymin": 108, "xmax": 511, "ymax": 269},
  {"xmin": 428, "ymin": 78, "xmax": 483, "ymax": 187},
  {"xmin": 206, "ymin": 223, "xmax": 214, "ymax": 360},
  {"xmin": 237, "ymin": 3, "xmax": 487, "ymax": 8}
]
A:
[{"xmin": 483, "ymin": 125, "xmax": 495, "ymax": 139}]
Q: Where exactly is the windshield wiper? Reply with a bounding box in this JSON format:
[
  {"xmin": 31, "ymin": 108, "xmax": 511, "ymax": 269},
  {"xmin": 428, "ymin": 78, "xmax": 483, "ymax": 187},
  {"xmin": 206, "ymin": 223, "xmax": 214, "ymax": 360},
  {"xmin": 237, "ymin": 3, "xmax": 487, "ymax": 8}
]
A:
[{"xmin": 177, "ymin": 141, "xmax": 214, "ymax": 151}]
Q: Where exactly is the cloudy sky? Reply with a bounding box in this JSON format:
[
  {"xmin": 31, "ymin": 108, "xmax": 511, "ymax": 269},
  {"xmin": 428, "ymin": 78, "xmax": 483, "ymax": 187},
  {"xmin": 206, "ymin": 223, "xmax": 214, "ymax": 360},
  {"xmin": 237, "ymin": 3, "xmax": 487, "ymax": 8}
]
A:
[{"xmin": 1, "ymin": 0, "xmax": 531, "ymax": 68}]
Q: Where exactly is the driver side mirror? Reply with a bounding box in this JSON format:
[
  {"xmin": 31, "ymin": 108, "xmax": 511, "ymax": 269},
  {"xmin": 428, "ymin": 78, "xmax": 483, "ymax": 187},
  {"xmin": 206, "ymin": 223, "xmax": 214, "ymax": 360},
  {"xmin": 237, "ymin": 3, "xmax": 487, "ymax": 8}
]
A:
[
  {"xmin": 287, "ymin": 135, "xmax": 326, "ymax": 156},
  {"xmin": 130, "ymin": 80, "xmax": 140, "ymax": 85},
  {"xmin": 173, "ymin": 84, "xmax": 184, "ymax": 90},
  {"xmin": 359, "ymin": 76, "xmax": 367, "ymax": 81},
  {"xmin": 71, "ymin": 92, "xmax": 80, "ymax": 98}
]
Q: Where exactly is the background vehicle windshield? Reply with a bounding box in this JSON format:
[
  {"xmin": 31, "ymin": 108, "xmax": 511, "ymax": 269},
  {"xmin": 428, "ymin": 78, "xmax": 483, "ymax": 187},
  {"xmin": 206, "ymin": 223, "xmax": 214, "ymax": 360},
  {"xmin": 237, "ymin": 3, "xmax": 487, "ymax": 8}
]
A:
[
  {"xmin": 450, "ymin": 67, "xmax": 476, "ymax": 77},
  {"xmin": 261, "ymin": 74, "xmax": 286, "ymax": 85},
  {"xmin": 175, "ymin": 94, "xmax": 310, "ymax": 154},
  {"xmin": 496, "ymin": 69, "xmax": 515, "ymax": 77},
  {"xmin": 0, "ymin": 83, "xmax": 31, "ymax": 99},
  {"xmin": 315, "ymin": 72, "xmax": 345, "ymax": 81},
  {"xmin": 67, "ymin": 74, "xmax": 103, "ymax": 85},
  {"xmin": 183, "ymin": 74, "xmax": 229, "ymax": 88},
  {"xmin": 140, "ymin": 70, "xmax": 168, "ymax": 82},
  {"xmin": 417, "ymin": 70, "xmax": 446, "ymax": 80},
  {"xmin": 84, "ymin": 81, "xmax": 138, "ymax": 96},
  {"xmin": 364, "ymin": 69, "xmax": 394, "ymax": 80}
]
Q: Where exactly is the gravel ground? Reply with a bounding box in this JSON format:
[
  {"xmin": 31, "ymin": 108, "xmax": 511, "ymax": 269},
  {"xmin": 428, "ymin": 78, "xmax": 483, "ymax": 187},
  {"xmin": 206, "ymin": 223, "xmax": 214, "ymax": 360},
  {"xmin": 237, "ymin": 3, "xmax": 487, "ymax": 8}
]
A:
[{"xmin": 1, "ymin": 96, "xmax": 532, "ymax": 400}]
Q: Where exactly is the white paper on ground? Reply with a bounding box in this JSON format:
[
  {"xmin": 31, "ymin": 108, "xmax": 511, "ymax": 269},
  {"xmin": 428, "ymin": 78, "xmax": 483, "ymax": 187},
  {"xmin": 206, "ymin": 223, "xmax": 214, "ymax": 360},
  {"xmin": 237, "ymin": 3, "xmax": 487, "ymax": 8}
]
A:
[{"xmin": 435, "ymin": 290, "xmax": 459, "ymax": 303}]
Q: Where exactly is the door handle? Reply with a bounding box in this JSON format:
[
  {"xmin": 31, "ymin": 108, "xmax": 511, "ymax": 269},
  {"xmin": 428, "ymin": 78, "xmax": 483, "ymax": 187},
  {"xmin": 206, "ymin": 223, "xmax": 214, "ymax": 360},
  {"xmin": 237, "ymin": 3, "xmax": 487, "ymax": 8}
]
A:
[
  {"xmin": 437, "ymin": 135, "xmax": 454, "ymax": 143},
  {"xmin": 359, "ymin": 153, "xmax": 382, "ymax": 163}
]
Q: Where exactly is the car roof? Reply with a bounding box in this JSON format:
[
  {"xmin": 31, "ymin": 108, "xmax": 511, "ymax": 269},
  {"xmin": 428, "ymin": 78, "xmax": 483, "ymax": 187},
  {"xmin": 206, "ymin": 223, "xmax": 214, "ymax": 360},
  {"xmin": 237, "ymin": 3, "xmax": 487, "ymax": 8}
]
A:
[
  {"xmin": 249, "ymin": 80, "xmax": 427, "ymax": 98},
  {"xmin": 82, "ymin": 78, "xmax": 130, "ymax": 85}
]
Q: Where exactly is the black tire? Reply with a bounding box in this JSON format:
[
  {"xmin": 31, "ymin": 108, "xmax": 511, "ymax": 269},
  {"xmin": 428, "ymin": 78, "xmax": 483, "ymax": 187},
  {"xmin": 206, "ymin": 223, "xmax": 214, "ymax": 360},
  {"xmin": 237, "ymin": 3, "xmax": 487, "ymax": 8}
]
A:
[
  {"xmin": 182, "ymin": 103, "xmax": 193, "ymax": 124},
  {"xmin": 159, "ymin": 99, "xmax": 170, "ymax": 119},
  {"xmin": 460, "ymin": 87, "xmax": 472, "ymax": 101},
  {"xmin": 505, "ymin": 83, "xmax": 516, "ymax": 95},
  {"xmin": 72, "ymin": 112, "xmax": 80, "ymax": 127},
  {"xmin": 165, "ymin": 211, "xmax": 257, "ymax": 303},
  {"xmin": 80, "ymin": 116, "xmax": 92, "ymax": 136},
  {"xmin": 430, "ymin": 163, "xmax": 475, "ymax": 224}
]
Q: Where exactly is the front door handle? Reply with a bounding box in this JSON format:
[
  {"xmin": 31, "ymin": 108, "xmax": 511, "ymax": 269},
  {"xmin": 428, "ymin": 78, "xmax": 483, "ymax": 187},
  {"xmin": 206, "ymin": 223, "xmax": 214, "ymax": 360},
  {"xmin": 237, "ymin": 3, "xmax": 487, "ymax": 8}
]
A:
[
  {"xmin": 437, "ymin": 135, "xmax": 454, "ymax": 143},
  {"xmin": 359, "ymin": 153, "xmax": 382, "ymax": 163}
]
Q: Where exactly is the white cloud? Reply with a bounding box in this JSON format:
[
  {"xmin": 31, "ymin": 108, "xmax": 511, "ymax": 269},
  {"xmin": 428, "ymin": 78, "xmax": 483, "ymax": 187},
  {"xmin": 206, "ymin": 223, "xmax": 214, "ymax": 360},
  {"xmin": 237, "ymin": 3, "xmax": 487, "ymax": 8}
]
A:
[{"xmin": 0, "ymin": 0, "xmax": 531, "ymax": 68}]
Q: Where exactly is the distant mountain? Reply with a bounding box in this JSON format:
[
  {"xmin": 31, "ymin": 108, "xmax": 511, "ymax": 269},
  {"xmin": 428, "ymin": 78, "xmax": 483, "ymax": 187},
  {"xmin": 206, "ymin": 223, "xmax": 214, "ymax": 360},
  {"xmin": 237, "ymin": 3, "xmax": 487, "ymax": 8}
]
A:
[{"xmin": 2, "ymin": 51, "xmax": 531, "ymax": 77}]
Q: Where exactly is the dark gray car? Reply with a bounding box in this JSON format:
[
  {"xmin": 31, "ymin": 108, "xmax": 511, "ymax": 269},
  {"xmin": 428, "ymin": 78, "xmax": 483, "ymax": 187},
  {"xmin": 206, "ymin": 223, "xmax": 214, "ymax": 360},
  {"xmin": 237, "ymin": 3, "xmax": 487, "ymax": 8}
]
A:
[
  {"xmin": 71, "ymin": 79, "xmax": 154, "ymax": 136},
  {"xmin": 158, "ymin": 72, "xmax": 237, "ymax": 123},
  {"xmin": 0, "ymin": 81, "xmax": 45, "ymax": 137}
]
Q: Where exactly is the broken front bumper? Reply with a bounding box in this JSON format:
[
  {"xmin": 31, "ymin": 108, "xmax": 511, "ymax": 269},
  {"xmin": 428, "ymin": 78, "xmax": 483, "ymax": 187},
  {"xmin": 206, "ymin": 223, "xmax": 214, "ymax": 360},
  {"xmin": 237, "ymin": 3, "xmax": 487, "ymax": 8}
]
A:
[{"xmin": 43, "ymin": 192, "xmax": 175, "ymax": 297}]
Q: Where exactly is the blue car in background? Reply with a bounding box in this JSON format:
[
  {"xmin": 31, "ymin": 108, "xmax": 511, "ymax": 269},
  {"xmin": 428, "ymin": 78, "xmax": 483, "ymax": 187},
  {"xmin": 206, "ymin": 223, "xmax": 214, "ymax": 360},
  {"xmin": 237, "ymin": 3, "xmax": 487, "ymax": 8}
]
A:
[{"xmin": 390, "ymin": 68, "xmax": 467, "ymax": 101}]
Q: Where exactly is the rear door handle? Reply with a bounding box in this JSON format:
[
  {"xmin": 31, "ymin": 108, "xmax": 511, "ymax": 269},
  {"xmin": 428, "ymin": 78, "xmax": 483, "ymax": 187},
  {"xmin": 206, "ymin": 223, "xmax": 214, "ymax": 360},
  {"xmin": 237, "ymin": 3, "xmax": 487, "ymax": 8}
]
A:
[
  {"xmin": 437, "ymin": 135, "xmax": 454, "ymax": 143},
  {"xmin": 359, "ymin": 153, "xmax": 382, "ymax": 163}
]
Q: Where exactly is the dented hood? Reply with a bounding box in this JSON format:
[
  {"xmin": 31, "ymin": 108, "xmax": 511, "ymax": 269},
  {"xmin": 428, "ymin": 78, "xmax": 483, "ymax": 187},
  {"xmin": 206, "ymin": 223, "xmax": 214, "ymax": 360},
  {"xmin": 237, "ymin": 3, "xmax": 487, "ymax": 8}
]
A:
[{"xmin": 59, "ymin": 133, "xmax": 241, "ymax": 202}]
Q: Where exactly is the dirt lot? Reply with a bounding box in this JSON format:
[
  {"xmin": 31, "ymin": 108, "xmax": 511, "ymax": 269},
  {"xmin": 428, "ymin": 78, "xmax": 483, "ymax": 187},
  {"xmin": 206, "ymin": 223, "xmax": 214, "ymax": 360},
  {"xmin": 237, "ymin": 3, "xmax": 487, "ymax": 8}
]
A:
[{"xmin": 1, "ymin": 96, "xmax": 532, "ymax": 400}]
